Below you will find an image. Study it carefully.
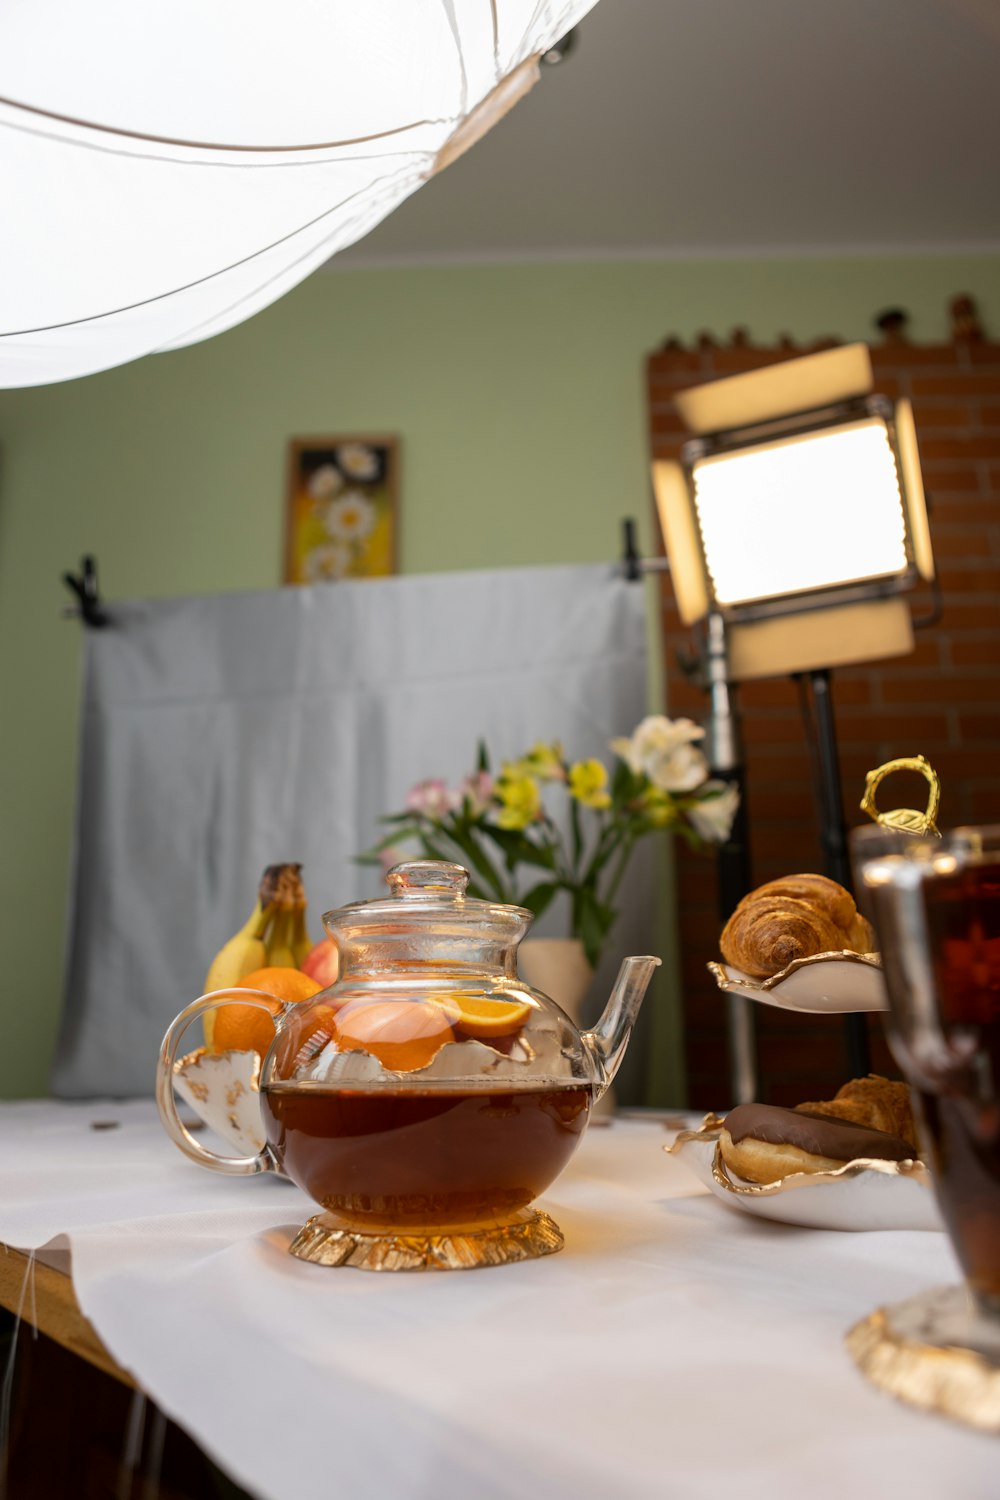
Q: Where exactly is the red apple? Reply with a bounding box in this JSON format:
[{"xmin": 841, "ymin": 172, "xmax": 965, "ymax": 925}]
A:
[{"xmin": 300, "ymin": 937, "xmax": 340, "ymax": 990}]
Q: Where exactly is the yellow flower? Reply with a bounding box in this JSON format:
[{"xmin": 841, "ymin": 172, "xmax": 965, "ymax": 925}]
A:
[
  {"xmin": 519, "ymin": 742, "xmax": 566, "ymax": 782},
  {"xmin": 568, "ymin": 759, "xmax": 612, "ymax": 810},
  {"xmin": 494, "ymin": 773, "xmax": 541, "ymax": 830},
  {"xmin": 640, "ymin": 787, "xmax": 678, "ymax": 828}
]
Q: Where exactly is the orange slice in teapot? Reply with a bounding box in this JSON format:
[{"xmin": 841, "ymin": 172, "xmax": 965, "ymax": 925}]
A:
[
  {"xmin": 333, "ymin": 999, "xmax": 455, "ymax": 1071},
  {"xmin": 435, "ymin": 994, "xmax": 533, "ymax": 1038}
]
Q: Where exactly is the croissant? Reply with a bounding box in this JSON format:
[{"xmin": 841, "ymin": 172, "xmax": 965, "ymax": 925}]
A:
[
  {"xmin": 720, "ymin": 873, "xmax": 874, "ymax": 978},
  {"xmin": 795, "ymin": 1075, "xmax": 918, "ymax": 1153}
]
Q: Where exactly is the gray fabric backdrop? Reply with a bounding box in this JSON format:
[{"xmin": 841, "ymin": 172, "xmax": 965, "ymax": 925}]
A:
[{"xmin": 52, "ymin": 563, "xmax": 656, "ymax": 1098}]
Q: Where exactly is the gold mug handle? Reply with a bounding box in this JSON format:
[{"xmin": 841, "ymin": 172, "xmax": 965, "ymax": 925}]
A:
[{"xmin": 859, "ymin": 755, "xmax": 941, "ymax": 837}]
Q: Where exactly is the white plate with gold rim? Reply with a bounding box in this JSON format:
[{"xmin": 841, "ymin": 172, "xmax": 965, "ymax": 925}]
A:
[
  {"xmin": 668, "ymin": 1117, "xmax": 941, "ymax": 1232},
  {"xmin": 707, "ymin": 951, "xmax": 888, "ymax": 1014}
]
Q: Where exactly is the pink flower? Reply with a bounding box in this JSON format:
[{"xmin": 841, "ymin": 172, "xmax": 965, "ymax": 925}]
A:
[
  {"xmin": 378, "ymin": 845, "xmax": 406, "ymax": 876},
  {"xmin": 405, "ymin": 779, "xmax": 460, "ymax": 819},
  {"xmin": 461, "ymin": 771, "xmax": 494, "ymax": 815}
]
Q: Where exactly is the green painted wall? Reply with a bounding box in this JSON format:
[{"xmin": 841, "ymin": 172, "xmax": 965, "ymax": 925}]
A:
[{"xmin": 1, "ymin": 252, "xmax": 997, "ymax": 1100}]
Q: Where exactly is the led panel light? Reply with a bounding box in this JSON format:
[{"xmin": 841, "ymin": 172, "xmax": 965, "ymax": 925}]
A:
[{"xmin": 690, "ymin": 418, "xmax": 908, "ymax": 609}]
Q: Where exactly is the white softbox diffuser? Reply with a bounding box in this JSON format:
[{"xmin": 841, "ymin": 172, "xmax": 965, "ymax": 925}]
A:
[{"xmin": 0, "ymin": 1, "xmax": 597, "ymax": 387}]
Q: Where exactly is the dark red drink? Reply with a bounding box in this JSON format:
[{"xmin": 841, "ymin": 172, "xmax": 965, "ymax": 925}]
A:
[
  {"xmin": 914, "ymin": 860, "xmax": 1000, "ymax": 1310},
  {"xmin": 261, "ymin": 1083, "xmax": 591, "ymax": 1229}
]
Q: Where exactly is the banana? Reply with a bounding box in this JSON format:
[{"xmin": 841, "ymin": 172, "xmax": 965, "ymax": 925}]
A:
[
  {"xmin": 202, "ymin": 899, "xmax": 271, "ymax": 1050},
  {"xmin": 265, "ymin": 904, "xmax": 296, "ymax": 968},
  {"xmin": 202, "ymin": 864, "xmax": 312, "ymax": 1049},
  {"xmin": 290, "ymin": 903, "xmax": 312, "ymax": 967},
  {"xmin": 260, "ymin": 863, "xmax": 311, "ymax": 968}
]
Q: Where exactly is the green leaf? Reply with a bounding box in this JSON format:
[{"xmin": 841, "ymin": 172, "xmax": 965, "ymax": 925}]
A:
[
  {"xmin": 369, "ymin": 826, "xmax": 422, "ymax": 852},
  {"xmin": 673, "ymin": 822, "xmax": 702, "ymax": 852},
  {"xmin": 570, "ymin": 797, "xmax": 583, "ymax": 870},
  {"xmin": 481, "ymin": 825, "xmax": 556, "ymax": 872},
  {"xmin": 575, "ymin": 890, "xmax": 605, "ymax": 970},
  {"xmin": 477, "ymin": 740, "xmax": 491, "ymax": 773},
  {"xmin": 519, "ymin": 881, "xmax": 559, "ymax": 919},
  {"xmin": 572, "ymin": 885, "xmax": 618, "ymax": 968},
  {"xmin": 441, "ymin": 822, "xmax": 507, "ymax": 899},
  {"xmin": 418, "ymin": 833, "xmax": 463, "ymax": 866},
  {"xmin": 611, "ymin": 758, "xmax": 642, "ymax": 808}
]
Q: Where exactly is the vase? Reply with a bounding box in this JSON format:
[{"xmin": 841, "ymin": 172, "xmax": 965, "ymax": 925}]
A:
[{"xmin": 518, "ymin": 937, "xmax": 616, "ymax": 1119}]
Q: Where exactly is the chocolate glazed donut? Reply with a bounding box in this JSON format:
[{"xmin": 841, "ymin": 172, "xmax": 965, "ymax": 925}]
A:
[{"xmin": 719, "ymin": 1103, "xmax": 917, "ymax": 1185}]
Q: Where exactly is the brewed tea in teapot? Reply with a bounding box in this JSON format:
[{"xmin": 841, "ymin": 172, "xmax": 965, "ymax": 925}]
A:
[{"xmin": 158, "ymin": 861, "xmax": 659, "ymax": 1270}]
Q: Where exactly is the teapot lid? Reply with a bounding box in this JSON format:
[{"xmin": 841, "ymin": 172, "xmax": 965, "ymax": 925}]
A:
[{"xmin": 322, "ymin": 860, "xmax": 532, "ymax": 939}]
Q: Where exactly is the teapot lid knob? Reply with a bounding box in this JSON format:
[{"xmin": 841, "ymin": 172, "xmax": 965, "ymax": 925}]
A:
[{"xmin": 385, "ymin": 861, "xmax": 470, "ymax": 898}]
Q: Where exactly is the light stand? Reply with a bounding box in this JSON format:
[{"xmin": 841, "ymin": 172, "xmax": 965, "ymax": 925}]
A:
[
  {"xmin": 618, "ymin": 528, "xmax": 759, "ymax": 1101},
  {"xmin": 652, "ymin": 342, "xmax": 934, "ymax": 1104},
  {"xmin": 798, "ymin": 667, "xmax": 870, "ymax": 1077},
  {"xmin": 703, "ymin": 613, "xmax": 757, "ymax": 1102}
]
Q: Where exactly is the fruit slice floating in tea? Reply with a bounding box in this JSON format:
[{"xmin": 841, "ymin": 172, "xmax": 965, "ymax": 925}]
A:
[
  {"xmin": 435, "ymin": 994, "xmax": 533, "ymax": 1039},
  {"xmin": 332, "ymin": 999, "xmax": 455, "ymax": 1071}
]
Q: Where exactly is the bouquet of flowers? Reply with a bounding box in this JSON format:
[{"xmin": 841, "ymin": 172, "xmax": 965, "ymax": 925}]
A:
[{"xmin": 361, "ymin": 716, "xmax": 739, "ymax": 970}]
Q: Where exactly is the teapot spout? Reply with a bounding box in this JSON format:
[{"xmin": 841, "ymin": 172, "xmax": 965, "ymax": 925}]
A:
[{"xmin": 582, "ymin": 955, "xmax": 661, "ymax": 1099}]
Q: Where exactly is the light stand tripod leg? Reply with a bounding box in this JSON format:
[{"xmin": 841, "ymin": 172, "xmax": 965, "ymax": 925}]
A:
[
  {"xmin": 807, "ymin": 669, "xmax": 871, "ymax": 1077},
  {"xmin": 718, "ymin": 776, "xmax": 757, "ymax": 1104},
  {"xmin": 705, "ymin": 614, "xmax": 758, "ymax": 1104}
]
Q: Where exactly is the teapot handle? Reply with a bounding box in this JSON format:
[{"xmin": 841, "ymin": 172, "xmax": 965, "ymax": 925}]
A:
[{"xmin": 156, "ymin": 988, "xmax": 283, "ymax": 1177}]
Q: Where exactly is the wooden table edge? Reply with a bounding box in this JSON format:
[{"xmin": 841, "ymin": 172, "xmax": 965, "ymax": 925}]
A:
[{"xmin": 0, "ymin": 1242, "xmax": 135, "ymax": 1388}]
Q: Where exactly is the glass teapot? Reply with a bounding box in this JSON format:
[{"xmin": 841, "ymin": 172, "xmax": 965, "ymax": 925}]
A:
[{"xmin": 157, "ymin": 861, "xmax": 660, "ymax": 1269}]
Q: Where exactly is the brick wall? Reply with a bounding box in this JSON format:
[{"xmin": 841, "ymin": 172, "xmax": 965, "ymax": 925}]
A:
[{"xmin": 646, "ymin": 316, "xmax": 1000, "ymax": 1109}]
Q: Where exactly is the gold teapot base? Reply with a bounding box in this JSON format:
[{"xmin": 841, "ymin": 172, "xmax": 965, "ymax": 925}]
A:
[
  {"xmin": 287, "ymin": 1207, "xmax": 565, "ymax": 1271},
  {"xmin": 846, "ymin": 1284, "xmax": 1000, "ymax": 1432}
]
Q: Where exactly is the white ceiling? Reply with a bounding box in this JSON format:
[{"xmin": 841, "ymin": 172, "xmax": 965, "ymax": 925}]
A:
[{"xmin": 334, "ymin": 0, "xmax": 1000, "ymax": 267}]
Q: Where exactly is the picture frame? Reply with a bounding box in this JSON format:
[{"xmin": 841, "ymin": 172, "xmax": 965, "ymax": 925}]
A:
[{"xmin": 284, "ymin": 435, "xmax": 399, "ymax": 584}]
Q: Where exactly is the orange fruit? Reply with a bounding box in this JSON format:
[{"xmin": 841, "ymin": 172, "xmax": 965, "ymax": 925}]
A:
[
  {"xmin": 236, "ymin": 966, "xmax": 324, "ymax": 1003},
  {"xmin": 210, "ymin": 966, "xmax": 322, "ymax": 1058},
  {"xmin": 435, "ymin": 994, "xmax": 533, "ymax": 1038},
  {"xmin": 333, "ymin": 1000, "xmax": 455, "ymax": 1072}
]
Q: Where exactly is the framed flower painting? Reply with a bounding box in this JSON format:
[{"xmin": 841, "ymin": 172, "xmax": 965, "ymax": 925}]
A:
[{"xmin": 284, "ymin": 435, "xmax": 399, "ymax": 584}]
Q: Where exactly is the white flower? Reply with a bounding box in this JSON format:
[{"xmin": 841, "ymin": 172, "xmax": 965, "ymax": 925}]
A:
[
  {"xmin": 652, "ymin": 742, "xmax": 709, "ymax": 792},
  {"xmin": 687, "ymin": 781, "xmax": 740, "ymax": 842},
  {"xmin": 307, "ymin": 463, "xmax": 343, "ymax": 501},
  {"xmin": 611, "ymin": 715, "xmax": 708, "ymax": 792},
  {"xmin": 337, "ymin": 443, "xmax": 379, "ymax": 480},
  {"xmin": 323, "ymin": 492, "xmax": 376, "ymax": 543},
  {"xmin": 304, "ymin": 543, "xmax": 353, "ymax": 581}
]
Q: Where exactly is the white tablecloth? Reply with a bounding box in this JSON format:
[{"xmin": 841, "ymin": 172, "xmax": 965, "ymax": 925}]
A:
[{"xmin": 0, "ymin": 1101, "xmax": 994, "ymax": 1499}]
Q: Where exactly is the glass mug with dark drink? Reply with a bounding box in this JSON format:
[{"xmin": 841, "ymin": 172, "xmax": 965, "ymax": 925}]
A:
[
  {"xmin": 851, "ymin": 824, "xmax": 1000, "ymax": 1324},
  {"xmin": 157, "ymin": 861, "xmax": 659, "ymax": 1270}
]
